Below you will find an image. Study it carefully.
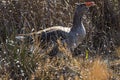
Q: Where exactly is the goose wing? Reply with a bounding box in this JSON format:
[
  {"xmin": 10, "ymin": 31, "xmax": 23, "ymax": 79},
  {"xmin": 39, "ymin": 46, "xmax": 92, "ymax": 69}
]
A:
[
  {"xmin": 39, "ymin": 30, "xmax": 69, "ymax": 42},
  {"xmin": 16, "ymin": 26, "xmax": 71, "ymax": 51},
  {"xmin": 38, "ymin": 27, "xmax": 71, "ymax": 53},
  {"xmin": 40, "ymin": 27, "xmax": 70, "ymax": 43}
]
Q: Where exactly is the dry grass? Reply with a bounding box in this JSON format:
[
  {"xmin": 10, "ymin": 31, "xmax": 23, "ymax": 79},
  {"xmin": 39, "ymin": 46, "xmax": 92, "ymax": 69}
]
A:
[
  {"xmin": 0, "ymin": 36, "xmax": 114, "ymax": 80},
  {"xmin": 0, "ymin": 0, "xmax": 119, "ymax": 80},
  {"xmin": 30, "ymin": 43, "xmax": 112, "ymax": 80},
  {"xmin": 0, "ymin": 72, "xmax": 10, "ymax": 80},
  {"xmin": 109, "ymin": 47, "xmax": 120, "ymax": 80},
  {"xmin": 116, "ymin": 47, "xmax": 120, "ymax": 57},
  {"xmin": 87, "ymin": 58, "xmax": 112, "ymax": 80}
]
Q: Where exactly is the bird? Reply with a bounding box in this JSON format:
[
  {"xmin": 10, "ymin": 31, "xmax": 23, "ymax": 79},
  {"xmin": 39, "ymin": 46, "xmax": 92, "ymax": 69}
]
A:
[{"xmin": 16, "ymin": 1, "xmax": 96, "ymax": 56}]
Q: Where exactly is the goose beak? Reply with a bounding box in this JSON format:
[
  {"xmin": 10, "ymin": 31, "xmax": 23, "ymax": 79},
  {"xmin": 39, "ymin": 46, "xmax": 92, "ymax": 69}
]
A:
[{"xmin": 84, "ymin": 1, "xmax": 96, "ymax": 7}]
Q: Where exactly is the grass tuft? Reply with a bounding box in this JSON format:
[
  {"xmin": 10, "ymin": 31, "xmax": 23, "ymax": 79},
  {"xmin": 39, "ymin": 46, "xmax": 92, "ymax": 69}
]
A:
[{"xmin": 87, "ymin": 58, "xmax": 112, "ymax": 80}]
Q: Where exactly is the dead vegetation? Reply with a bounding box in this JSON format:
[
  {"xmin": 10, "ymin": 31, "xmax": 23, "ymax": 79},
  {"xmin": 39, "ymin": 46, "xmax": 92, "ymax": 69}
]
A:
[
  {"xmin": 0, "ymin": 0, "xmax": 120, "ymax": 80},
  {"xmin": 30, "ymin": 56, "xmax": 112, "ymax": 80}
]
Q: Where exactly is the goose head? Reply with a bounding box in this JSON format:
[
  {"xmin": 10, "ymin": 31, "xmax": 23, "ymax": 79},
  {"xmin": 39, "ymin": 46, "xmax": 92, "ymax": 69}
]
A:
[{"xmin": 75, "ymin": 1, "xmax": 96, "ymax": 16}]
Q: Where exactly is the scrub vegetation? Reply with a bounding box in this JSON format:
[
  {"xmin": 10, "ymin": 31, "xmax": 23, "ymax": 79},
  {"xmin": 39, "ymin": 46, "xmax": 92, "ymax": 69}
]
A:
[{"xmin": 0, "ymin": 0, "xmax": 120, "ymax": 80}]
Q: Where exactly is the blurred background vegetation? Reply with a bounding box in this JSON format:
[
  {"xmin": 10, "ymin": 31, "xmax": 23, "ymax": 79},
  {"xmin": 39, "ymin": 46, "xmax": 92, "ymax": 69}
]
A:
[{"xmin": 0, "ymin": 0, "xmax": 120, "ymax": 80}]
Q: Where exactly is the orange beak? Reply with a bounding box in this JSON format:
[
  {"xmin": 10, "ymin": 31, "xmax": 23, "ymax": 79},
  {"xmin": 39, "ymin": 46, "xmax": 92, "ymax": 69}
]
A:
[{"xmin": 84, "ymin": 1, "xmax": 96, "ymax": 7}]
